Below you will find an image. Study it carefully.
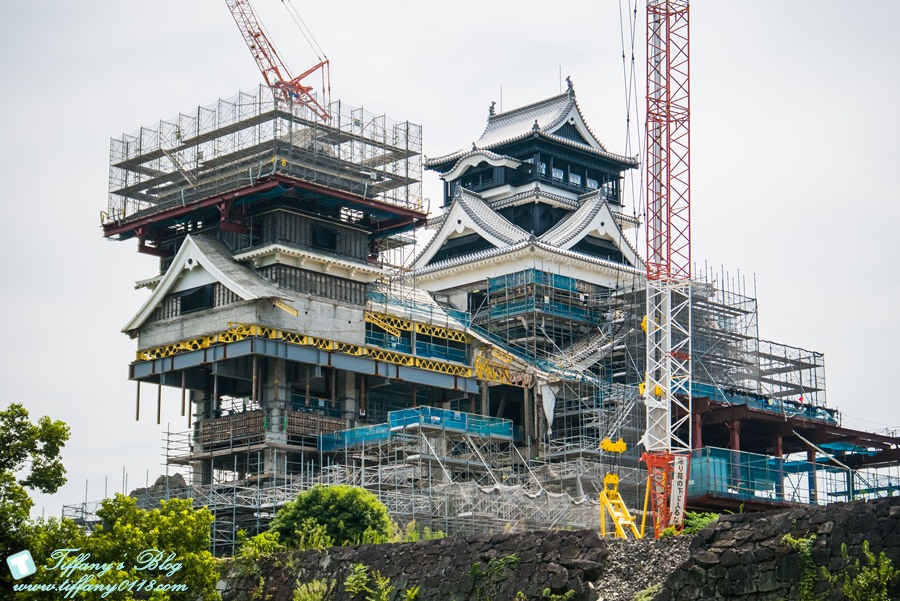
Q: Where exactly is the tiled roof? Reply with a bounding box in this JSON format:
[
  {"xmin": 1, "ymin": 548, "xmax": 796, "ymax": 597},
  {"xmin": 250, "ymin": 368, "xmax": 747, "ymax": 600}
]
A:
[
  {"xmin": 367, "ymin": 282, "xmax": 468, "ymax": 331},
  {"xmin": 413, "ymin": 239, "xmax": 643, "ymax": 277},
  {"xmin": 429, "ymin": 186, "xmax": 580, "ymax": 231},
  {"xmin": 425, "ymin": 83, "xmax": 638, "ymax": 168},
  {"xmin": 475, "ymin": 92, "xmax": 574, "ymax": 149},
  {"xmin": 457, "ymin": 188, "xmax": 529, "ymax": 245},
  {"xmin": 488, "ymin": 186, "xmax": 580, "ymax": 212},
  {"xmin": 539, "ymin": 196, "xmax": 607, "ymax": 247}
]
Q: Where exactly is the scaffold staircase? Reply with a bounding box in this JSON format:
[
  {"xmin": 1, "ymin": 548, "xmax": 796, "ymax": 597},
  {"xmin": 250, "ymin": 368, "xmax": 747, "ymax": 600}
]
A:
[
  {"xmin": 598, "ymin": 473, "xmax": 641, "ymax": 539},
  {"xmin": 554, "ymin": 324, "xmax": 632, "ymax": 373},
  {"xmin": 602, "ymin": 388, "xmax": 638, "ymax": 443}
]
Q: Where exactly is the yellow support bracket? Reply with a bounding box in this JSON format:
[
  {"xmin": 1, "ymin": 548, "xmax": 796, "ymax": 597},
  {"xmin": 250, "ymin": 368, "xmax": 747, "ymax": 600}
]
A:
[
  {"xmin": 364, "ymin": 312, "xmax": 410, "ymax": 337},
  {"xmin": 415, "ymin": 322, "xmax": 470, "ymax": 343},
  {"xmin": 599, "ymin": 473, "xmax": 642, "ymax": 540},
  {"xmin": 368, "ymin": 348, "xmax": 416, "ymax": 366},
  {"xmin": 488, "ymin": 346, "xmax": 516, "ymax": 365},
  {"xmin": 416, "ymin": 357, "xmax": 472, "ymax": 377}
]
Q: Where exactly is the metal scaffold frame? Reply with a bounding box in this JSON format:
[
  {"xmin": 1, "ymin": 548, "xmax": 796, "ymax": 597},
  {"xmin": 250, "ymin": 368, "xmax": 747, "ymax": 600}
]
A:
[{"xmin": 104, "ymin": 85, "xmax": 423, "ymax": 227}]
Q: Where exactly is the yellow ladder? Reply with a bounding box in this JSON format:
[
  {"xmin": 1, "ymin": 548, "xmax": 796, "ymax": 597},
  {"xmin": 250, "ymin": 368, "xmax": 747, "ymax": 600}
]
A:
[{"xmin": 599, "ymin": 473, "xmax": 642, "ymax": 539}]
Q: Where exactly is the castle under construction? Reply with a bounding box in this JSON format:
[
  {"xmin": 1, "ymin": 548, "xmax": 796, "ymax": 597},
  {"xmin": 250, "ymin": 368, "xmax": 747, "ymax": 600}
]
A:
[{"xmin": 89, "ymin": 81, "xmax": 900, "ymax": 554}]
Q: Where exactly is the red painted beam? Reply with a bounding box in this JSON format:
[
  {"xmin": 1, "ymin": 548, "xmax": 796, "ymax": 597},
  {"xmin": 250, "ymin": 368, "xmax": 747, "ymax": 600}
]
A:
[
  {"xmin": 103, "ymin": 175, "xmax": 427, "ymax": 241},
  {"xmin": 103, "ymin": 180, "xmax": 282, "ymax": 239}
]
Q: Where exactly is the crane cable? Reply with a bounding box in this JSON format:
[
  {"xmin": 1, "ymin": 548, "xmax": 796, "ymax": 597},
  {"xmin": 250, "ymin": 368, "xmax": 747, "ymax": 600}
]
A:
[
  {"xmin": 618, "ymin": 0, "xmax": 644, "ymax": 232},
  {"xmin": 281, "ymin": 0, "xmax": 328, "ymax": 61},
  {"xmin": 617, "ymin": 0, "xmax": 646, "ymax": 388}
]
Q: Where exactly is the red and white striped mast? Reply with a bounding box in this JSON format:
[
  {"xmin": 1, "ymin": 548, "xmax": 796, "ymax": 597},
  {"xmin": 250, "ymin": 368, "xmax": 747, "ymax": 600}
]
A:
[{"xmin": 641, "ymin": 0, "xmax": 692, "ymax": 537}]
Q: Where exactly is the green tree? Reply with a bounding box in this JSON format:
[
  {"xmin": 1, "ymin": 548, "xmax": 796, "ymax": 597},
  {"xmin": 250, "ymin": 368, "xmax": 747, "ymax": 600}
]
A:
[
  {"xmin": 269, "ymin": 485, "xmax": 392, "ymax": 547},
  {"xmin": 17, "ymin": 494, "xmax": 220, "ymax": 600},
  {"xmin": 0, "ymin": 403, "xmax": 70, "ymax": 591}
]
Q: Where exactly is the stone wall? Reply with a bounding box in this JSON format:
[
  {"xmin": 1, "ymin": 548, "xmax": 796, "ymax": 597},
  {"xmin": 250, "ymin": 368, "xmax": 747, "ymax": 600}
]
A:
[
  {"xmin": 655, "ymin": 496, "xmax": 900, "ymax": 601},
  {"xmin": 219, "ymin": 530, "xmax": 691, "ymax": 601},
  {"xmin": 217, "ymin": 497, "xmax": 900, "ymax": 601}
]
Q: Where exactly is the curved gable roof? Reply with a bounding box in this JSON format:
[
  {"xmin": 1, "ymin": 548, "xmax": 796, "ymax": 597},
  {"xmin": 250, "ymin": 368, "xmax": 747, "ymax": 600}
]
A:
[
  {"xmin": 123, "ymin": 235, "xmax": 286, "ymax": 333},
  {"xmin": 539, "ymin": 197, "xmax": 642, "ymax": 267},
  {"xmin": 439, "ymin": 150, "xmax": 523, "ymax": 181},
  {"xmin": 412, "ymin": 188, "xmax": 529, "ymax": 268}
]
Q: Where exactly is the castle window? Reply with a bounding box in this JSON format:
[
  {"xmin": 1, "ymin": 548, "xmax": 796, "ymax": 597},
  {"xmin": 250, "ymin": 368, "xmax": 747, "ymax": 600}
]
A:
[
  {"xmin": 569, "ymin": 173, "xmax": 582, "ymax": 186},
  {"xmin": 586, "ymin": 177, "xmax": 599, "ymax": 190},
  {"xmin": 552, "ymin": 167, "xmax": 564, "ymax": 180},
  {"xmin": 179, "ymin": 284, "xmax": 215, "ymax": 314},
  {"xmin": 311, "ymin": 223, "xmax": 337, "ymax": 251}
]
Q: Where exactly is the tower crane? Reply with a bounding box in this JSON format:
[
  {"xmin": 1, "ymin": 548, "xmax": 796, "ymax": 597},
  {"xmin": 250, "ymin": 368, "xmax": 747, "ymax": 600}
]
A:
[
  {"xmin": 225, "ymin": 0, "xmax": 331, "ymax": 121},
  {"xmin": 641, "ymin": 0, "xmax": 692, "ymax": 537}
]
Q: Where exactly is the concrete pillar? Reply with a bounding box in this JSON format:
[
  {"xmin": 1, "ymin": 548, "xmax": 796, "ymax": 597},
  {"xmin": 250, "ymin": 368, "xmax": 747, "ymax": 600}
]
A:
[
  {"xmin": 807, "ymin": 447, "xmax": 818, "ymax": 504},
  {"xmin": 263, "ymin": 358, "xmax": 289, "ymax": 440},
  {"xmin": 190, "ymin": 390, "xmax": 212, "ymax": 486},
  {"xmin": 337, "ymin": 370, "xmax": 359, "ymax": 426},
  {"xmin": 523, "ymin": 387, "xmax": 534, "ymax": 445},
  {"xmin": 480, "ymin": 380, "xmax": 490, "ymax": 417},
  {"xmin": 263, "ymin": 447, "xmax": 286, "ymax": 484}
]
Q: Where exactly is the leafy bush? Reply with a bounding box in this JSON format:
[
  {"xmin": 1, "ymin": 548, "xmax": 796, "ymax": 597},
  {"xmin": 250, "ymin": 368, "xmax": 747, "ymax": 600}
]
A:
[
  {"xmin": 659, "ymin": 511, "xmax": 719, "ymax": 537},
  {"xmin": 235, "ymin": 530, "xmax": 286, "ymax": 576},
  {"xmin": 21, "ymin": 495, "xmax": 220, "ymax": 600},
  {"xmin": 270, "ymin": 485, "xmax": 392, "ymax": 548},
  {"xmin": 295, "ymin": 517, "xmax": 336, "ymax": 550},
  {"xmin": 343, "ymin": 563, "xmax": 392, "ymax": 601},
  {"xmin": 683, "ymin": 511, "xmax": 719, "ymax": 534},
  {"xmin": 824, "ymin": 540, "xmax": 899, "ymax": 601},
  {"xmin": 293, "ymin": 579, "xmax": 334, "ymax": 601}
]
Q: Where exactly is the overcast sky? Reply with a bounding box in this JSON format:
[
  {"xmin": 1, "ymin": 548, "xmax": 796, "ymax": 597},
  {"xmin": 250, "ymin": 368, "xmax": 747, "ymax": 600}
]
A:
[{"xmin": 1, "ymin": 1, "xmax": 898, "ymax": 517}]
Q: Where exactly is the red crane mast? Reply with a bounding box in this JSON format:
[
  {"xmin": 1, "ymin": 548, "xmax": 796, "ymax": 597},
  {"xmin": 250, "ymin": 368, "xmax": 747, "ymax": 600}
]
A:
[{"xmin": 641, "ymin": 0, "xmax": 692, "ymax": 538}]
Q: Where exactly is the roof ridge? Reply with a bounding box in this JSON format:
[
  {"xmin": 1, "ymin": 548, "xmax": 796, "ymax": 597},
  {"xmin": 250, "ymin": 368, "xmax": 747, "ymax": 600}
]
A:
[
  {"xmin": 458, "ymin": 188, "xmax": 529, "ymax": 244},
  {"xmin": 487, "ymin": 92, "xmax": 569, "ymax": 123}
]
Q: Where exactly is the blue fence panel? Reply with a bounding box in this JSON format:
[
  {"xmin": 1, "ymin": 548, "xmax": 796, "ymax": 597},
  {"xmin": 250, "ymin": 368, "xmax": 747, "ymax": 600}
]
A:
[
  {"xmin": 388, "ymin": 407, "xmax": 512, "ymax": 439},
  {"xmin": 415, "ymin": 341, "xmax": 467, "ymax": 364},
  {"xmin": 319, "ymin": 423, "xmax": 390, "ymax": 451},
  {"xmin": 365, "ymin": 331, "xmax": 412, "ymax": 354}
]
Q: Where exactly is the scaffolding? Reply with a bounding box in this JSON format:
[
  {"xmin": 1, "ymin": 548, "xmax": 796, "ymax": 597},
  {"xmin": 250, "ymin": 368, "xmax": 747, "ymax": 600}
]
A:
[
  {"xmin": 74, "ymin": 270, "xmax": 885, "ymax": 552},
  {"xmin": 689, "ymin": 268, "xmax": 828, "ymax": 410},
  {"xmin": 104, "ymin": 85, "xmax": 422, "ymax": 227},
  {"xmin": 131, "ymin": 406, "xmax": 609, "ymax": 550}
]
